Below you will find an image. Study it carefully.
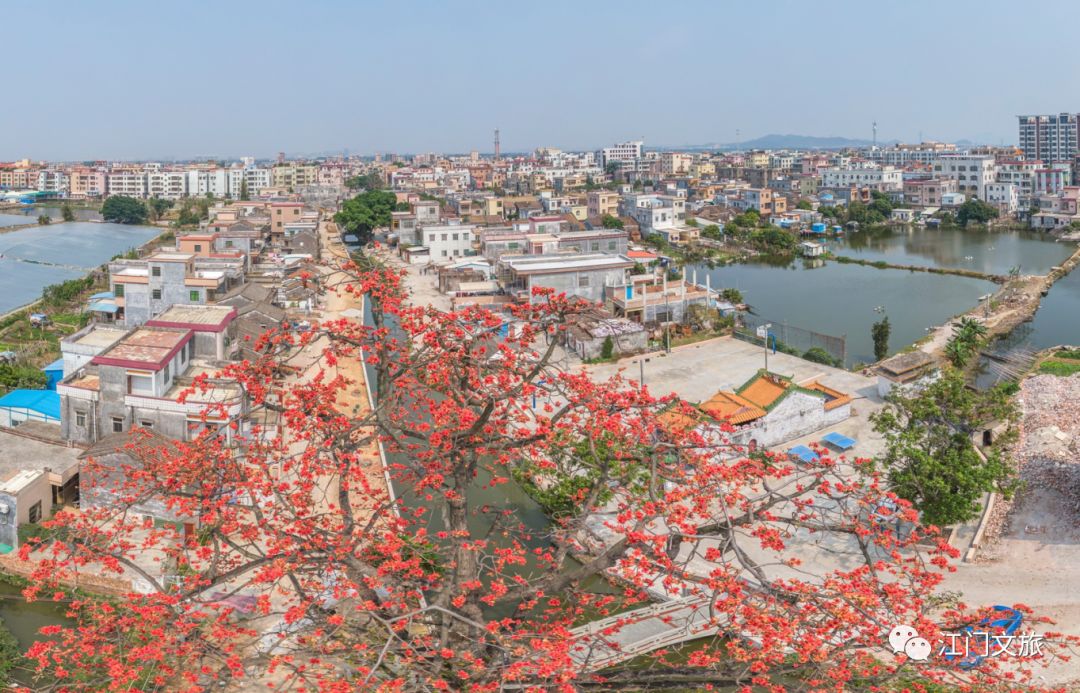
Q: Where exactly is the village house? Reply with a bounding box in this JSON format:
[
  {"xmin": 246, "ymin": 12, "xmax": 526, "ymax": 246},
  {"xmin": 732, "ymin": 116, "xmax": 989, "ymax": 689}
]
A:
[
  {"xmin": 496, "ymin": 253, "xmax": 634, "ymax": 304},
  {"xmin": 667, "ymin": 370, "xmax": 853, "ymax": 451}
]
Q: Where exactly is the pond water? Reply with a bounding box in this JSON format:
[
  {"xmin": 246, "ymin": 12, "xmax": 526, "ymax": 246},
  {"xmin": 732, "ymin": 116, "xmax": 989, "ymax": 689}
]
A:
[
  {"xmin": 0, "ymin": 206, "xmax": 102, "ymax": 223},
  {"xmin": 0, "ymin": 581, "xmax": 73, "ymax": 684},
  {"xmin": 0, "ymin": 214, "xmax": 33, "ymax": 228},
  {"xmin": 825, "ymin": 226, "xmax": 1074, "ymax": 276},
  {"xmin": 0, "ymin": 222, "xmax": 161, "ymax": 314},
  {"xmin": 691, "ymin": 257, "xmax": 995, "ymax": 366}
]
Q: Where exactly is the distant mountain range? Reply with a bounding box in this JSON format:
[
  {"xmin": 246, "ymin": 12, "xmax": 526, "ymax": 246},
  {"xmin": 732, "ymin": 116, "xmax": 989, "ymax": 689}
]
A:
[{"xmin": 662, "ymin": 133, "xmax": 988, "ymax": 151}]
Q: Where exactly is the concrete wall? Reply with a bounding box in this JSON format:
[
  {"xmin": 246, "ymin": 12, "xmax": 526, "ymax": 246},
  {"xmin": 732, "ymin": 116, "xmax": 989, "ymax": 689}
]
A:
[
  {"xmin": 0, "ymin": 473, "xmax": 52, "ymax": 549},
  {"xmin": 566, "ymin": 329, "xmax": 647, "ymax": 360},
  {"xmin": 81, "ymin": 452, "xmax": 190, "ymax": 524},
  {"xmin": 123, "ymin": 284, "xmax": 152, "ymax": 326},
  {"xmin": 528, "ymin": 267, "xmax": 627, "ymax": 304}
]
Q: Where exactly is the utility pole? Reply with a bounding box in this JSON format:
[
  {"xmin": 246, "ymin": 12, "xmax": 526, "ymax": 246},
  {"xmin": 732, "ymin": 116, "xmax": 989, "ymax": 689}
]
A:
[{"xmin": 757, "ymin": 323, "xmax": 772, "ymax": 371}]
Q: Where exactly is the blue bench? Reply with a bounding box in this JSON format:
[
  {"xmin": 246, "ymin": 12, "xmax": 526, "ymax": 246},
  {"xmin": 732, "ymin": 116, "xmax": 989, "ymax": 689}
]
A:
[
  {"xmin": 822, "ymin": 432, "xmax": 856, "ymax": 450},
  {"xmin": 787, "ymin": 445, "xmax": 819, "ymax": 464}
]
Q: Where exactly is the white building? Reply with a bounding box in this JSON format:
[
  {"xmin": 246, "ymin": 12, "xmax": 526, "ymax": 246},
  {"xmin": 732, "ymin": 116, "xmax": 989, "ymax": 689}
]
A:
[
  {"xmin": 417, "ymin": 224, "xmax": 475, "ymax": 261},
  {"xmin": 146, "ymin": 171, "xmax": 189, "ymax": 200},
  {"xmin": 36, "ymin": 170, "xmax": 69, "ymax": 195},
  {"xmin": 107, "ymin": 171, "xmax": 148, "ymax": 198},
  {"xmin": 984, "ymin": 183, "xmax": 1018, "ymax": 213},
  {"xmin": 821, "ymin": 165, "xmax": 902, "ymax": 191},
  {"xmin": 599, "ymin": 140, "xmax": 644, "ymax": 168},
  {"xmin": 933, "ymin": 155, "xmax": 996, "ymax": 201}
]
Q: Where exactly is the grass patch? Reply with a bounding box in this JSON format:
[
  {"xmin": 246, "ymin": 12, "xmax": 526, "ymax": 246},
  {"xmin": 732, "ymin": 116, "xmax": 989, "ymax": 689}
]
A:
[
  {"xmin": 1038, "ymin": 360, "xmax": 1080, "ymax": 377},
  {"xmin": 1054, "ymin": 348, "xmax": 1080, "ymax": 360}
]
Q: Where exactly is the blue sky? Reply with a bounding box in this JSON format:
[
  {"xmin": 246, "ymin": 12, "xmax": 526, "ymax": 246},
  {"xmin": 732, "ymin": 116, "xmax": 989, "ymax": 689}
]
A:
[{"xmin": 4, "ymin": 0, "xmax": 1080, "ymax": 160}]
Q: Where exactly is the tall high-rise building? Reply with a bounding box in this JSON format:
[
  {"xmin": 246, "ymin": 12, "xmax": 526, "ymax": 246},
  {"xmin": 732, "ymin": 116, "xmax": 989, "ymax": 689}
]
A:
[{"xmin": 1018, "ymin": 113, "xmax": 1079, "ymax": 163}]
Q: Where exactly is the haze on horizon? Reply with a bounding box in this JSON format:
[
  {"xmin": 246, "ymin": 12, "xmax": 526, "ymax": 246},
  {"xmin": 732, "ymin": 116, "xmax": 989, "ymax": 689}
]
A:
[{"xmin": 3, "ymin": 0, "xmax": 1079, "ymax": 161}]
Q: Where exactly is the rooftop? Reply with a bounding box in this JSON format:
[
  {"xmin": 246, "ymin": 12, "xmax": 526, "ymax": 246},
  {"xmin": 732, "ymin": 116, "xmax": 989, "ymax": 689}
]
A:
[
  {"xmin": 698, "ymin": 390, "xmax": 766, "ymax": 425},
  {"xmin": 501, "ymin": 253, "xmax": 634, "ymax": 274},
  {"xmin": 148, "ymin": 251, "xmax": 195, "ymax": 262},
  {"xmin": 147, "ymin": 304, "xmax": 236, "ymax": 330},
  {"xmin": 64, "ymin": 323, "xmax": 129, "ymax": 350},
  {"xmin": 93, "ymin": 327, "xmax": 191, "ymax": 370},
  {"xmin": 877, "ymin": 351, "xmax": 936, "ymax": 377}
]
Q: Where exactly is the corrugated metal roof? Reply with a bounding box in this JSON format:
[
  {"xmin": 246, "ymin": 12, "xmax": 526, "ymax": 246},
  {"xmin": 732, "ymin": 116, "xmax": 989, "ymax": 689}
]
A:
[{"xmin": 0, "ymin": 390, "xmax": 61, "ymax": 420}]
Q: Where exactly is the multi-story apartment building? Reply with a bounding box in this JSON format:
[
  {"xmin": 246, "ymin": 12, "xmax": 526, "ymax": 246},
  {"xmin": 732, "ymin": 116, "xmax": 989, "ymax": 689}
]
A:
[
  {"xmin": 36, "ymin": 170, "xmax": 68, "ymax": 196},
  {"xmin": 587, "ymin": 190, "xmax": 620, "ymax": 219},
  {"xmin": 269, "ymin": 202, "xmax": 305, "ymax": 234},
  {"xmin": 984, "ymin": 183, "xmax": 1018, "ymax": 213},
  {"xmin": 736, "ymin": 188, "xmax": 787, "ymax": 215},
  {"xmin": 110, "ymin": 250, "xmax": 243, "ymax": 326},
  {"xmin": 995, "ymin": 160, "xmax": 1039, "ymax": 203},
  {"xmin": 902, "ymin": 178, "xmax": 957, "ymax": 208},
  {"xmin": 821, "ymin": 165, "xmax": 903, "ymax": 191},
  {"xmin": 1034, "ymin": 163, "xmax": 1072, "ymax": 195},
  {"xmin": 1018, "ymin": 113, "xmax": 1079, "ymax": 163},
  {"xmin": 864, "ymin": 142, "xmax": 956, "ymax": 166},
  {"xmin": 415, "ymin": 224, "xmax": 475, "ymax": 260},
  {"xmin": 599, "ymin": 141, "xmax": 644, "ymax": 169},
  {"xmin": 147, "ymin": 171, "xmax": 189, "ymax": 199},
  {"xmin": 271, "ymin": 163, "xmax": 319, "ymax": 190},
  {"xmin": 660, "ymin": 152, "xmax": 692, "ymax": 176},
  {"xmin": 68, "ymin": 168, "xmax": 107, "ymax": 198},
  {"xmin": 933, "ymin": 154, "xmax": 996, "ymax": 200},
  {"xmin": 107, "ymin": 171, "xmax": 148, "ymax": 198}
]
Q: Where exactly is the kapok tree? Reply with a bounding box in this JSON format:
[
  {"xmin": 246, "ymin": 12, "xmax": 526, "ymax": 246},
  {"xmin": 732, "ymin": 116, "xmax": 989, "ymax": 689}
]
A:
[{"xmin": 19, "ymin": 253, "xmax": 1076, "ymax": 691}]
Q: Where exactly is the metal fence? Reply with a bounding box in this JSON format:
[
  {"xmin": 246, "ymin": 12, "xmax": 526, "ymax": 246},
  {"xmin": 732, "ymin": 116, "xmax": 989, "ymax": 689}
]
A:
[{"xmin": 735, "ymin": 314, "xmax": 847, "ymax": 366}]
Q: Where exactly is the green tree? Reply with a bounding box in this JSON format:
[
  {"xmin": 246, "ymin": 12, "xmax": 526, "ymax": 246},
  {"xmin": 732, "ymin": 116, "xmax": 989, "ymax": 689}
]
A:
[
  {"xmin": 720, "ymin": 288, "xmax": 743, "ymax": 304},
  {"xmin": 796, "ymin": 199, "xmax": 812, "ymax": 210},
  {"xmin": 870, "ymin": 370, "xmax": 1018, "ymax": 526},
  {"xmin": 0, "ymin": 363, "xmax": 49, "ymax": 391},
  {"xmin": 871, "ymin": 316, "xmax": 891, "ymax": 361},
  {"xmin": 629, "ymin": 262, "xmax": 647, "ymax": 275},
  {"xmin": 701, "ymin": 224, "xmax": 722, "ymax": 240},
  {"xmin": 395, "ymin": 201, "xmax": 411, "ymax": 212},
  {"xmin": 346, "ymin": 172, "xmax": 385, "ymax": 191},
  {"xmin": 334, "ymin": 189, "xmax": 398, "ymax": 246},
  {"xmin": 239, "ymin": 179, "xmax": 250, "ymax": 201},
  {"xmin": 685, "ymin": 217, "xmax": 698, "ymax": 227},
  {"xmin": 37, "ymin": 214, "xmax": 51, "ymax": 225},
  {"xmin": 60, "ymin": 203, "xmax": 76, "ymax": 222},
  {"xmin": 601, "ymin": 214, "xmax": 624, "ymax": 229},
  {"xmin": 146, "ymin": 198, "xmax": 173, "ymax": 222},
  {"xmin": 802, "ymin": 346, "xmax": 841, "ymax": 367},
  {"xmin": 944, "ymin": 317, "xmax": 988, "ymax": 368},
  {"xmin": 956, "ymin": 198, "xmax": 999, "ymax": 226},
  {"xmin": 600, "ymin": 336, "xmax": 615, "ymax": 360},
  {"xmin": 101, "ymin": 196, "xmax": 148, "ymax": 225}
]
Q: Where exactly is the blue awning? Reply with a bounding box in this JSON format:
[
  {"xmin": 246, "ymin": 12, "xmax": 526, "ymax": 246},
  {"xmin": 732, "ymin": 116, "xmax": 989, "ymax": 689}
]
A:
[
  {"xmin": 41, "ymin": 358, "xmax": 64, "ymax": 373},
  {"xmin": 89, "ymin": 291, "xmax": 115, "ymax": 300},
  {"xmin": 87, "ymin": 301, "xmax": 119, "ymax": 313}
]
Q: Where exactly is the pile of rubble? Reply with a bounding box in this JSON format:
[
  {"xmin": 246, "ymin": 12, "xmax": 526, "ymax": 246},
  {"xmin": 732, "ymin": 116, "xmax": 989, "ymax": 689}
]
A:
[{"xmin": 978, "ymin": 373, "xmax": 1080, "ymax": 552}]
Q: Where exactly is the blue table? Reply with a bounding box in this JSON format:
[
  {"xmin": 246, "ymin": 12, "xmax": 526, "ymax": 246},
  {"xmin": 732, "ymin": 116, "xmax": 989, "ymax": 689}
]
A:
[
  {"xmin": 822, "ymin": 432, "xmax": 856, "ymax": 450},
  {"xmin": 787, "ymin": 445, "xmax": 819, "ymax": 464}
]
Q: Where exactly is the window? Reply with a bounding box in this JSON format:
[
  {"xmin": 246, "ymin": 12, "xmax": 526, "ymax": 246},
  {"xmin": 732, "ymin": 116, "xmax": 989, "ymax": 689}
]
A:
[
  {"xmin": 114, "ymin": 284, "xmax": 124, "ymax": 297},
  {"xmin": 194, "ymin": 244, "xmax": 202, "ymax": 252},
  {"xmin": 112, "ymin": 417, "xmax": 124, "ymax": 433},
  {"xmin": 578, "ymin": 274, "xmax": 590, "ymax": 288},
  {"xmin": 163, "ymin": 364, "xmax": 170, "ymax": 381},
  {"xmin": 140, "ymin": 420, "xmax": 154, "ymax": 429},
  {"xmin": 225, "ymin": 240, "xmax": 234, "ymax": 248},
  {"xmin": 128, "ymin": 374, "xmax": 153, "ymax": 395},
  {"xmin": 28, "ymin": 501, "xmax": 42, "ymax": 525},
  {"xmin": 190, "ymin": 290, "xmax": 200, "ymax": 301},
  {"xmin": 75, "ymin": 410, "xmax": 86, "ymax": 427},
  {"xmin": 152, "ymin": 289, "xmax": 162, "ymax": 300},
  {"xmin": 152, "ymin": 266, "xmax": 161, "ymax": 277}
]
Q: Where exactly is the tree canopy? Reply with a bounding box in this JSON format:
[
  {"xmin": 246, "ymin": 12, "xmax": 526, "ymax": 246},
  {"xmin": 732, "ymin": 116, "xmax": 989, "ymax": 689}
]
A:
[
  {"xmin": 871, "ymin": 369, "xmax": 1017, "ymax": 526},
  {"xmin": 101, "ymin": 196, "xmax": 148, "ymax": 225},
  {"xmin": 345, "ymin": 172, "xmax": 385, "ymax": 191},
  {"xmin": 334, "ymin": 189, "xmax": 398, "ymax": 244},
  {"xmin": 956, "ymin": 198, "xmax": 999, "ymax": 226},
  {"xmin": 600, "ymin": 213, "xmax": 623, "ymax": 229},
  {"xmin": 18, "ymin": 260, "xmax": 1073, "ymax": 691}
]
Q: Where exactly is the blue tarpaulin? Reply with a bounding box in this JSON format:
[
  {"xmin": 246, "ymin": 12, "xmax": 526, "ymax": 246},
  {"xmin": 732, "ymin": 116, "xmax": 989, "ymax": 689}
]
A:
[
  {"xmin": 787, "ymin": 445, "xmax": 819, "ymax": 464},
  {"xmin": 87, "ymin": 301, "xmax": 119, "ymax": 313},
  {"xmin": 0, "ymin": 389, "xmax": 61, "ymax": 422},
  {"xmin": 822, "ymin": 432, "xmax": 856, "ymax": 450},
  {"xmin": 89, "ymin": 291, "xmax": 115, "ymax": 300}
]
